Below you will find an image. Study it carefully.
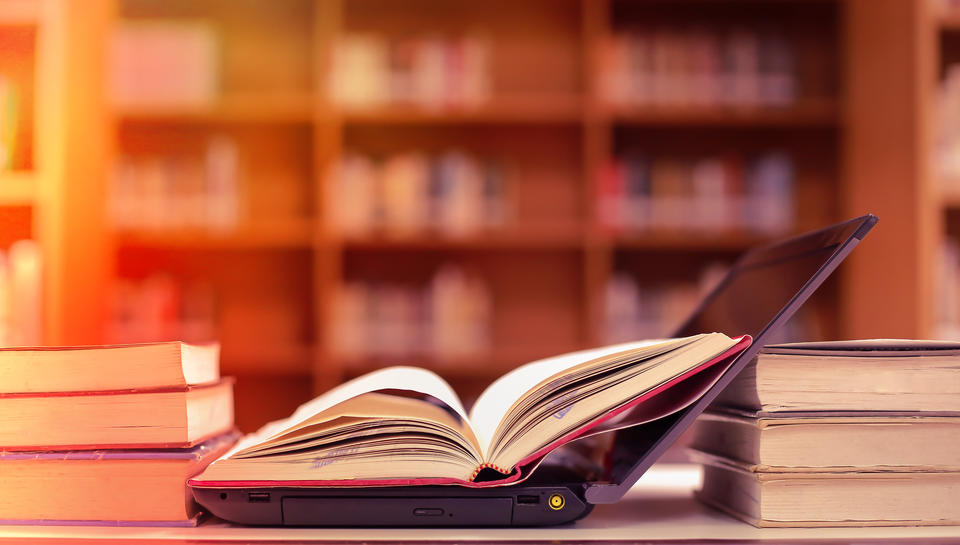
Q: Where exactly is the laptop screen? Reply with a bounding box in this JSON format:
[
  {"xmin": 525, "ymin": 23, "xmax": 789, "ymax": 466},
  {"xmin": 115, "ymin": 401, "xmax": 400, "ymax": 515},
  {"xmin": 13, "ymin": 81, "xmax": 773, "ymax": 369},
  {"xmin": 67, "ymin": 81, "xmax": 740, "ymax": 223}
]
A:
[
  {"xmin": 673, "ymin": 217, "xmax": 869, "ymax": 341},
  {"xmin": 585, "ymin": 215, "xmax": 876, "ymax": 503}
]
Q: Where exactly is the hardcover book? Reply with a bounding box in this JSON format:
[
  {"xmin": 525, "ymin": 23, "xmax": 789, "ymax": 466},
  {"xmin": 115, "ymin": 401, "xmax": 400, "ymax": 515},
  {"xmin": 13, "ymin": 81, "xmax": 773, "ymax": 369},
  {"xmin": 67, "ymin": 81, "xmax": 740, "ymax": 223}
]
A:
[
  {"xmin": 0, "ymin": 432, "xmax": 237, "ymax": 525},
  {"xmin": 691, "ymin": 410, "xmax": 960, "ymax": 472},
  {"xmin": 0, "ymin": 380, "xmax": 234, "ymax": 450},
  {"xmin": 0, "ymin": 341, "xmax": 220, "ymax": 394},
  {"xmin": 694, "ymin": 450, "xmax": 960, "ymax": 527},
  {"xmin": 714, "ymin": 339, "xmax": 960, "ymax": 412}
]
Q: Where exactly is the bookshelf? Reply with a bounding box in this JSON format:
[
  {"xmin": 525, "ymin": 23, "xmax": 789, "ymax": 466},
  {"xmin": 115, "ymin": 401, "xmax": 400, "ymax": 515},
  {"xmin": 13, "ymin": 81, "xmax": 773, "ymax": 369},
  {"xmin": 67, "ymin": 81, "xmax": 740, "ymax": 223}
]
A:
[
  {"xmin": 84, "ymin": 0, "xmax": 923, "ymax": 433},
  {"xmin": 0, "ymin": 0, "xmax": 111, "ymax": 348}
]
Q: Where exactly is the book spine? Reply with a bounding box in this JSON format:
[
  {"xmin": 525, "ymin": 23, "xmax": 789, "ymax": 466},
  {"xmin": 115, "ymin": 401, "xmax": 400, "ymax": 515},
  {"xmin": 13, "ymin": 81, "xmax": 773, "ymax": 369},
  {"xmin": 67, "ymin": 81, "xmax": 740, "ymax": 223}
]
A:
[
  {"xmin": 327, "ymin": 150, "xmax": 511, "ymax": 238},
  {"xmin": 109, "ymin": 137, "xmax": 242, "ymax": 233},
  {"xmin": 597, "ymin": 151, "xmax": 794, "ymax": 234},
  {"xmin": 8, "ymin": 240, "xmax": 41, "ymax": 346},
  {"xmin": 330, "ymin": 266, "xmax": 493, "ymax": 366},
  {"xmin": 600, "ymin": 26, "xmax": 796, "ymax": 108},
  {"xmin": 108, "ymin": 274, "xmax": 217, "ymax": 345},
  {"xmin": 330, "ymin": 33, "xmax": 491, "ymax": 109},
  {"xmin": 0, "ymin": 75, "xmax": 20, "ymax": 170}
]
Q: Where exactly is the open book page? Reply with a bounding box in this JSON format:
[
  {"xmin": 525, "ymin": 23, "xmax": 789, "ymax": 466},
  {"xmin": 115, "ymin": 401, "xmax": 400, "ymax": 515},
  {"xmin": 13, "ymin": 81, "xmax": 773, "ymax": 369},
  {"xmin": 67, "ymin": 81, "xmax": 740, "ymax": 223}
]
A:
[
  {"xmin": 223, "ymin": 367, "xmax": 469, "ymax": 458},
  {"xmin": 469, "ymin": 337, "xmax": 692, "ymax": 459},
  {"xmin": 582, "ymin": 351, "xmax": 734, "ymax": 436},
  {"xmin": 488, "ymin": 333, "xmax": 739, "ymax": 469},
  {"xmin": 196, "ymin": 391, "xmax": 487, "ymax": 484},
  {"xmin": 232, "ymin": 392, "xmax": 482, "ymax": 461},
  {"xmin": 191, "ymin": 333, "xmax": 749, "ymax": 486}
]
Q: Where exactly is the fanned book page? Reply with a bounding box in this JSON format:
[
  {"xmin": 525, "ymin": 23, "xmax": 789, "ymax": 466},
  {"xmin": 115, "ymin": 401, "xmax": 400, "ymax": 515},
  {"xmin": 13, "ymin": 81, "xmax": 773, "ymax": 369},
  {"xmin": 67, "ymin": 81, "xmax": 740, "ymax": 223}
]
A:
[{"xmin": 190, "ymin": 332, "xmax": 750, "ymax": 488}]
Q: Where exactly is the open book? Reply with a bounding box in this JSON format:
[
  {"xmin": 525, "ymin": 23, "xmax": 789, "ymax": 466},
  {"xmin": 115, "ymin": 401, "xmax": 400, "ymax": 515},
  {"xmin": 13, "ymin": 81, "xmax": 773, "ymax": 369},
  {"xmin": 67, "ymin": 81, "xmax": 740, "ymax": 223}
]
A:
[{"xmin": 191, "ymin": 333, "xmax": 750, "ymax": 488}]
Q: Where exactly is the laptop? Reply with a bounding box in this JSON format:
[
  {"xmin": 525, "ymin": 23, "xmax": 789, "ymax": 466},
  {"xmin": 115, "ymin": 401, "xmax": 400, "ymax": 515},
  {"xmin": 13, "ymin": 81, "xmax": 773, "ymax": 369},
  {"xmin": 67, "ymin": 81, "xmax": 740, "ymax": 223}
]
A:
[{"xmin": 193, "ymin": 214, "xmax": 878, "ymax": 526}]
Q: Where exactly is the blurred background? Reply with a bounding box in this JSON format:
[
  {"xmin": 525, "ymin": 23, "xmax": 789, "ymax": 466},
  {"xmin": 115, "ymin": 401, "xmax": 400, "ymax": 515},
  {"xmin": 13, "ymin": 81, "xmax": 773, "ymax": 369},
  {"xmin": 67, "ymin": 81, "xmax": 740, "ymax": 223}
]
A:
[{"xmin": 0, "ymin": 0, "xmax": 949, "ymax": 432}]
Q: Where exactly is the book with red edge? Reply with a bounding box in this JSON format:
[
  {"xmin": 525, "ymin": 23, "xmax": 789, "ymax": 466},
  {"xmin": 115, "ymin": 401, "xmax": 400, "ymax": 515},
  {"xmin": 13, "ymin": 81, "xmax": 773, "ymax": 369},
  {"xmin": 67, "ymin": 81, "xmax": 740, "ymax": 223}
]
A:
[
  {"xmin": 0, "ymin": 341, "xmax": 220, "ymax": 394},
  {"xmin": 0, "ymin": 379, "xmax": 234, "ymax": 450},
  {"xmin": 190, "ymin": 333, "xmax": 750, "ymax": 488},
  {"xmin": 0, "ymin": 431, "xmax": 239, "ymax": 525}
]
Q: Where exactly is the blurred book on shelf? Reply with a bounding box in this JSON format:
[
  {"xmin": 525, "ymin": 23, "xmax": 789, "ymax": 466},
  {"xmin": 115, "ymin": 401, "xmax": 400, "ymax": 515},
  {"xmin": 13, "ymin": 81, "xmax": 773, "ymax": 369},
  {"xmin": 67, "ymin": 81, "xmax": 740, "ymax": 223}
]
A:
[
  {"xmin": 598, "ymin": 26, "xmax": 796, "ymax": 109},
  {"xmin": 938, "ymin": 64, "xmax": 960, "ymax": 191},
  {"xmin": 108, "ymin": 274, "xmax": 217, "ymax": 345},
  {"xmin": 108, "ymin": 20, "xmax": 219, "ymax": 109},
  {"xmin": 606, "ymin": 265, "xmax": 819, "ymax": 347},
  {"xmin": 327, "ymin": 150, "xmax": 510, "ymax": 238},
  {"xmin": 0, "ymin": 75, "xmax": 21, "ymax": 171},
  {"xmin": 938, "ymin": 239, "xmax": 960, "ymax": 339},
  {"xmin": 603, "ymin": 267, "xmax": 724, "ymax": 343},
  {"xmin": 940, "ymin": 240, "xmax": 957, "ymax": 339},
  {"xmin": 0, "ymin": 239, "xmax": 42, "ymax": 346},
  {"xmin": 597, "ymin": 151, "xmax": 794, "ymax": 234},
  {"xmin": 936, "ymin": 0, "xmax": 960, "ymax": 17},
  {"xmin": 939, "ymin": 65, "xmax": 960, "ymax": 185},
  {"xmin": 109, "ymin": 135, "xmax": 240, "ymax": 232},
  {"xmin": 329, "ymin": 33, "xmax": 491, "ymax": 110},
  {"xmin": 331, "ymin": 265, "xmax": 492, "ymax": 366}
]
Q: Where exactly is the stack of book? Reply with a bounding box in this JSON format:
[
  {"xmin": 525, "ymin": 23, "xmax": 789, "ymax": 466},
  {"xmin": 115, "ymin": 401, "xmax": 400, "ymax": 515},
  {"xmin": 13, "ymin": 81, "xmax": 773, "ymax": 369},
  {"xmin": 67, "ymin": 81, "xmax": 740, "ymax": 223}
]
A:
[
  {"xmin": 937, "ymin": 62, "xmax": 960, "ymax": 185},
  {"xmin": 0, "ymin": 342, "xmax": 235, "ymax": 526},
  {"xmin": 691, "ymin": 340, "xmax": 960, "ymax": 527}
]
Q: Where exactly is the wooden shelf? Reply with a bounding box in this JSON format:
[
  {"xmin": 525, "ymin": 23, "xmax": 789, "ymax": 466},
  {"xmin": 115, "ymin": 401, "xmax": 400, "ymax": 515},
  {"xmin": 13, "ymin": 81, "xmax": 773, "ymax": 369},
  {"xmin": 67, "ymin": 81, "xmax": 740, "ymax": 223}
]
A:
[
  {"xmin": 341, "ymin": 344, "xmax": 578, "ymax": 380},
  {"xmin": 114, "ymin": 220, "xmax": 314, "ymax": 249},
  {"xmin": 604, "ymin": 231, "xmax": 774, "ymax": 252},
  {"xmin": 0, "ymin": 0, "xmax": 39, "ymax": 24},
  {"xmin": 0, "ymin": 171, "xmax": 36, "ymax": 205},
  {"xmin": 334, "ymin": 227, "xmax": 585, "ymax": 251},
  {"xmin": 221, "ymin": 343, "xmax": 314, "ymax": 375},
  {"xmin": 339, "ymin": 96, "xmax": 583, "ymax": 125},
  {"xmin": 606, "ymin": 100, "xmax": 838, "ymax": 128},
  {"xmin": 114, "ymin": 93, "xmax": 315, "ymax": 124}
]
